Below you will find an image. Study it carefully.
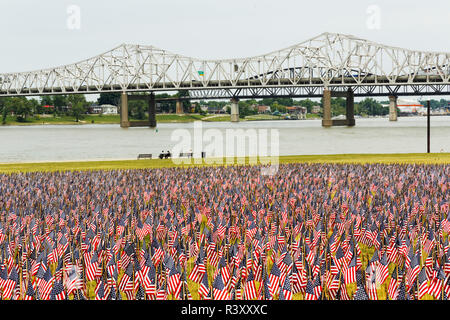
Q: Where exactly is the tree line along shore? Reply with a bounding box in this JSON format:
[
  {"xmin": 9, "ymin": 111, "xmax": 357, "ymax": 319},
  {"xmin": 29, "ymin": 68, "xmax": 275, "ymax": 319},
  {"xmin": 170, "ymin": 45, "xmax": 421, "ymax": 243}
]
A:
[{"xmin": 2, "ymin": 92, "xmax": 447, "ymax": 125}]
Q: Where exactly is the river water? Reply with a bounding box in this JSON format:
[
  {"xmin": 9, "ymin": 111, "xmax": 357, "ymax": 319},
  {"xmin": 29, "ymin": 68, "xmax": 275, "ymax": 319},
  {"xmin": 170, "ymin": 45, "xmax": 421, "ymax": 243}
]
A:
[{"xmin": 1, "ymin": 116, "xmax": 449, "ymax": 163}]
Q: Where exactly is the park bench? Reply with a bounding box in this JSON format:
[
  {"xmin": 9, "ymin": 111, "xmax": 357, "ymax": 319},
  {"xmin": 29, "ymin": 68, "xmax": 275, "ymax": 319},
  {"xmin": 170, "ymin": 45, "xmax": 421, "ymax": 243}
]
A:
[
  {"xmin": 137, "ymin": 154, "xmax": 152, "ymax": 159},
  {"xmin": 179, "ymin": 152, "xmax": 193, "ymax": 158},
  {"xmin": 178, "ymin": 152, "xmax": 206, "ymax": 158}
]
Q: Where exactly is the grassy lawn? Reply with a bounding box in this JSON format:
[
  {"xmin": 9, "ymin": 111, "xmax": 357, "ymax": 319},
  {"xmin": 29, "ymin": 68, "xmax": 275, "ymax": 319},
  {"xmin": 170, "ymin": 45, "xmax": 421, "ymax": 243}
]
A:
[
  {"xmin": 2, "ymin": 114, "xmax": 121, "ymax": 125},
  {"xmin": 2, "ymin": 114, "xmax": 209, "ymax": 125},
  {"xmin": 1, "ymin": 153, "xmax": 448, "ymax": 174},
  {"xmin": 155, "ymin": 114, "xmax": 205, "ymax": 122},
  {"xmin": 202, "ymin": 115, "xmax": 231, "ymax": 122},
  {"xmin": 244, "ymin": 114, "xmax": 282, "ymax": 121}
]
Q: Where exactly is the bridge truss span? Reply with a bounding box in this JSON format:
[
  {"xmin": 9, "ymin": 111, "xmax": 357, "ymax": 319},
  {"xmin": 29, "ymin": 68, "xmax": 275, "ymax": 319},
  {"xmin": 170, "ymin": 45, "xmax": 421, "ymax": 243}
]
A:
[{"xmin": 0, "ymin": 32, "xmax": 449, "ymax": 97}]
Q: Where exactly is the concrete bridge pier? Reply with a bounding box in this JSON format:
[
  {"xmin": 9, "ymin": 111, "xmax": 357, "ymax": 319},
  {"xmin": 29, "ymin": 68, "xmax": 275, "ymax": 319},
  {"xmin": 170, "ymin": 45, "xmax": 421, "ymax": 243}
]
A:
[
  {"xmin": 389, "ymin": 95, "xmax": 398, "ymax": 121},
  {"xmin": 346, "ymin": 88, "xmax": 355, "ymax": 126},
  {"xmin": 321, "ymin": 89, "xmax": 333, "ymax": 127},
  {"xmin": 120, "ymin": 92, "xmax": 130, "ymax": 128},
  {"xmin": 121, "ymin": 92, "xmax": 157, "ymax": 128},
  {"xmin": 230, "ymin": 98, "xmax": 239, "ymax": 122},
  {"xmin": 322, "ymin": 88, "xmax": 355, "ymax": 127},
  {"xmin": 149, "ymin": 93, "xmax": 156, "ymax": 127},
  {"xmin": 176, "ymin": 99, "xmax": 184, "ymax": 114}
]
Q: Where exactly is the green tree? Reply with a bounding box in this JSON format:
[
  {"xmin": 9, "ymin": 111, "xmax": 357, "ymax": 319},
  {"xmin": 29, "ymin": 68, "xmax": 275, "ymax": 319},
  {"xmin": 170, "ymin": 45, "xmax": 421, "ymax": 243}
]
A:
[
  {"xmin": 40, "ymin": 95, "xmax": 53, "ymax": 106},
  {"xmin": 271, "ymin": 101, "xmax": 279, "ymax": 112},
  {"xmin": 1, "ymin": 107, "xmax": 7, "ymax": 124},
  {"xmin": 194, "ymin": 103, "xmax": 201, "ymax": 114},
  {"xmin": 419, "ymin": 99, "xmax": 448, "ymax": 110},
  {"xmin": 6, "ymin": 97, "xmax": 32, "ymax": 121},
  {"xmin": 39, "ymin": 95, "xmax": 54, "ymax": 114},
  {"xmin": 277, "ymin": 105, "xmax": 287, "ymax": 113},
  {"xmin": 331, "ymin": 97, "xmax": 346, "ymax": 116},
  {"xmin": 28, "ymin": 98, "xmax": 40, "ymax": 115},
  {"xmin": 72, "ymin": 101, "xmax": 86, "ymax": 122},
  {"xmin": 155, "ymin": 93, "xmax": 176, "ymax": 113},
  {"xmin": 297, "ymin": 99, "xmax": 315, "ymax": 113},
  {"xmin": 67, "ymin": 94, "xmax": 87, "ymax": 107},
  {"xmin": 52, "ymin": 95, "xmax": 69, "ymax": 114},
  {"xmin": 129, "ymin": 100, "xmax": 146, "ymax": 120},
  {"xmin": 0, "ymin": 98, "xmax": 8, "ymax": 124},
  {"xmin": 277, "ymin": 98, "xmax": 294, "ymax": 107},
  {"xmin": 98, "ymin": 92, "xmax": 121, "ymax": 106},
  {"xmin": 238, "ymin": 102, "xmax": 252, "ymax": 118},
  {"xmin": 358, "ymin": 98, "xmax": 387, "ymax": 116}
]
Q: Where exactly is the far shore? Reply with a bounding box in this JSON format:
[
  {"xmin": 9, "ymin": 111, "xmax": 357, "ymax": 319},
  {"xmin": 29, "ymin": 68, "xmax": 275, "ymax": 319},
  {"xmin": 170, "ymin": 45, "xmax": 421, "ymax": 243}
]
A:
[
  {"xmin": 3, "ymin": 113, "xmax": 444, "ymax": 126},
  {"xmin": 0, "ymin": 113, "xmax": 320, "ymax": 126}
]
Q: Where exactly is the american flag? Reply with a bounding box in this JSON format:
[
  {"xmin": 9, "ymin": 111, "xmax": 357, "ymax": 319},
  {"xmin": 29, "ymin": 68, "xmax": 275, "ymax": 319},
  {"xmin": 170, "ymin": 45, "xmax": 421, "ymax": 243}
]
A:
[
  {"xmin": 156, "ymin": 280, "xmax": 168, "ymax": 300},
  {"xmin": 244, "ymin": 268, "xmax": 258, "ymax": 300},
  {"xmin": 423, "ymin": 229, "xmax": 436, "ymax": 255},
  {"xmin": 118, "ymin": 262, "xmax": 134, "ymax": 292},
  {"xmin": 327, "ymin": 271, "xmax": 341, "ymax": 300},
  {"xmin": 24, "ymin": 279, "xmax": 36, "ymax": 300},
  {"xmin": 405, "ymin": 253, "xmax": 420, "ymax": 291},
  {"xmin": 366, "ymin": 264, "xmax": 378, "ymax": 300},
  {"xmin": 343, "ymin": 254, "xmax": 357, "ymax": 284},
  {"xmin": 65, "ymin": 265, "xmax": 83, "ymax": 294},
  {"xmin": 167, "ymin": 264, "xmax": 181, "ymax": 296},
  {"xmin": 280, "ymin": 276, "xmax": 293, "ymax": 300},
  {"xmin": 428, "ymin": 267, "xmax": 445, "ymax": 299},
  {"xmin": 85, "ymin": 251, "xmax": 99, "ymax": 281},
  {"xmin": 334, "ymin": 246, "xmax": 346, "ymax": 271},
  {"xmin": 39, "ymin": 267, "xmax": 54, "ymax": 300},
  {"xmin": 3, "ymin": 266, "xmax": 19, "ymax": 299},
  {"xmin": 50, "ymin": 281, "xmax": 67, "ymax": 300},
  {"xmin": 395, "ymin": 280, "xmax": 407, "ymax": 300},
  {"xmin": 353, "ymin": 284, "xmax": 369, "ymax": 300},
  {"xmin": 375, "ymin": 253, "xmax": 389, "ymax": 286},
  {"xmin": 142, "ymin": 255, "xmax": 156, "ymax": 296},
  {"xmin": 198, "ymin": 272, "xmax": 210, "ymax": 299},
  {"xmin": 212, "ymin": 271, "xmax": 229, "ymax": 300},
  {"xmin": 268, "ymin": 261, "xmax": 281, "ymax": 297},
  {"xmin": 234, "ymin": 278, "xmax": 242, "ymax": 300},
  {"xmin": 290, "ymin": 263, "xmax": 301, "ymax": 294},
  {"xmin": 417, "ymin": 267, "xmax": 428, "ymax": 300},
  {"xmin": 387, "ymin": 267, "xmax": 402, "ymax": 300},
  {"xmin": 443, "ymin": 275, "xmax": 450, "ymax": 298},
  {"xmin": 304, "ymin": 279, "xmax": 316, "ymax": 300},
  {"xmin": 312, "ymin": 274, "xmax": 322, "ymax": 299},
  {"xmin": 95, "ymin": 280, "xmax": 108, "ymax": 300}
]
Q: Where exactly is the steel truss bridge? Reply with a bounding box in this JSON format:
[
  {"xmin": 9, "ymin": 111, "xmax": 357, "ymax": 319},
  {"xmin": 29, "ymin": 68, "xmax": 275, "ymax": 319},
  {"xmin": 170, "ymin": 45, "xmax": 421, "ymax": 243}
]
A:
[{"xmin": 1, "ymin": 32, "xmax": 449, "ymax": 100}]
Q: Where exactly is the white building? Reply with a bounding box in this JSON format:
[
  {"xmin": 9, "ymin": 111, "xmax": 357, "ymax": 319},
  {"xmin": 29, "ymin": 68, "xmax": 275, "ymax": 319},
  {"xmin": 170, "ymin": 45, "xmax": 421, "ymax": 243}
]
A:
[
  {"xmin": 100, "ymin": 104, "xmax": 118, "ymax": 114},
  {"xmin": 382, "ymin": 98, "xmax": 426, "ymax": 115},
  {"xmin": 396, "ymin": 98, "xmax": 426, "ymax": 115}
]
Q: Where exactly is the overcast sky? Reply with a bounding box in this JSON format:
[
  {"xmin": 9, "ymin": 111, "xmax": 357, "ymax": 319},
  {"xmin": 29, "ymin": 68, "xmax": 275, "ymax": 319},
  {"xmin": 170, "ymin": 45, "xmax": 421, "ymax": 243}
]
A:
[{"xmin": 0, "ymin": 0, "xmax": 449, "ymax": 100}]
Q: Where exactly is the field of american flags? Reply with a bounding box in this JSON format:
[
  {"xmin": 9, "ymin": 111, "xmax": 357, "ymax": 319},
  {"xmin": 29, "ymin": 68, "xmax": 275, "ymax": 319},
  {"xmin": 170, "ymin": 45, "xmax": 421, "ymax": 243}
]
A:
[{"xmin": 0, "ymin": 159, "xmax": 448, "ymax": 300}]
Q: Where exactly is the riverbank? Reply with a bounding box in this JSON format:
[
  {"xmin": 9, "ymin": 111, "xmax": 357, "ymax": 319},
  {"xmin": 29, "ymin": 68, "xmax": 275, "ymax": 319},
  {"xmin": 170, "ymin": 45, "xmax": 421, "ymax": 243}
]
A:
[
  {"xmin": 1, "ymin": 153, "xmax": 448, "ymax": 173},
  {"xmin": 1, "ymin": 113, "xmax": 321, "ymax": 126}
]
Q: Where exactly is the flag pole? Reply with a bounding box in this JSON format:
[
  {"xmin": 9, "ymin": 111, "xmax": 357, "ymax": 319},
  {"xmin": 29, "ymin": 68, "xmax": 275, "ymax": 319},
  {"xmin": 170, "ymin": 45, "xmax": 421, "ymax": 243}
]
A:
[{"xmin": 427, "ymin": 100, "xmax": 431, "ymax": 153}]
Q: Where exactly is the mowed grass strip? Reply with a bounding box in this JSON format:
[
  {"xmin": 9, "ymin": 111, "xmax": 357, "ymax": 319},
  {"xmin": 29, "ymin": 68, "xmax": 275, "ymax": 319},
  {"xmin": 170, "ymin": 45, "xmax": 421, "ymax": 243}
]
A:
[
  {"xmin": 3, "ymin": 114, "xmax": 209, "ymax": 125},
  {"xmin": 1, "ymin": 153, "xmax": 449, "ymax": 174}
]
